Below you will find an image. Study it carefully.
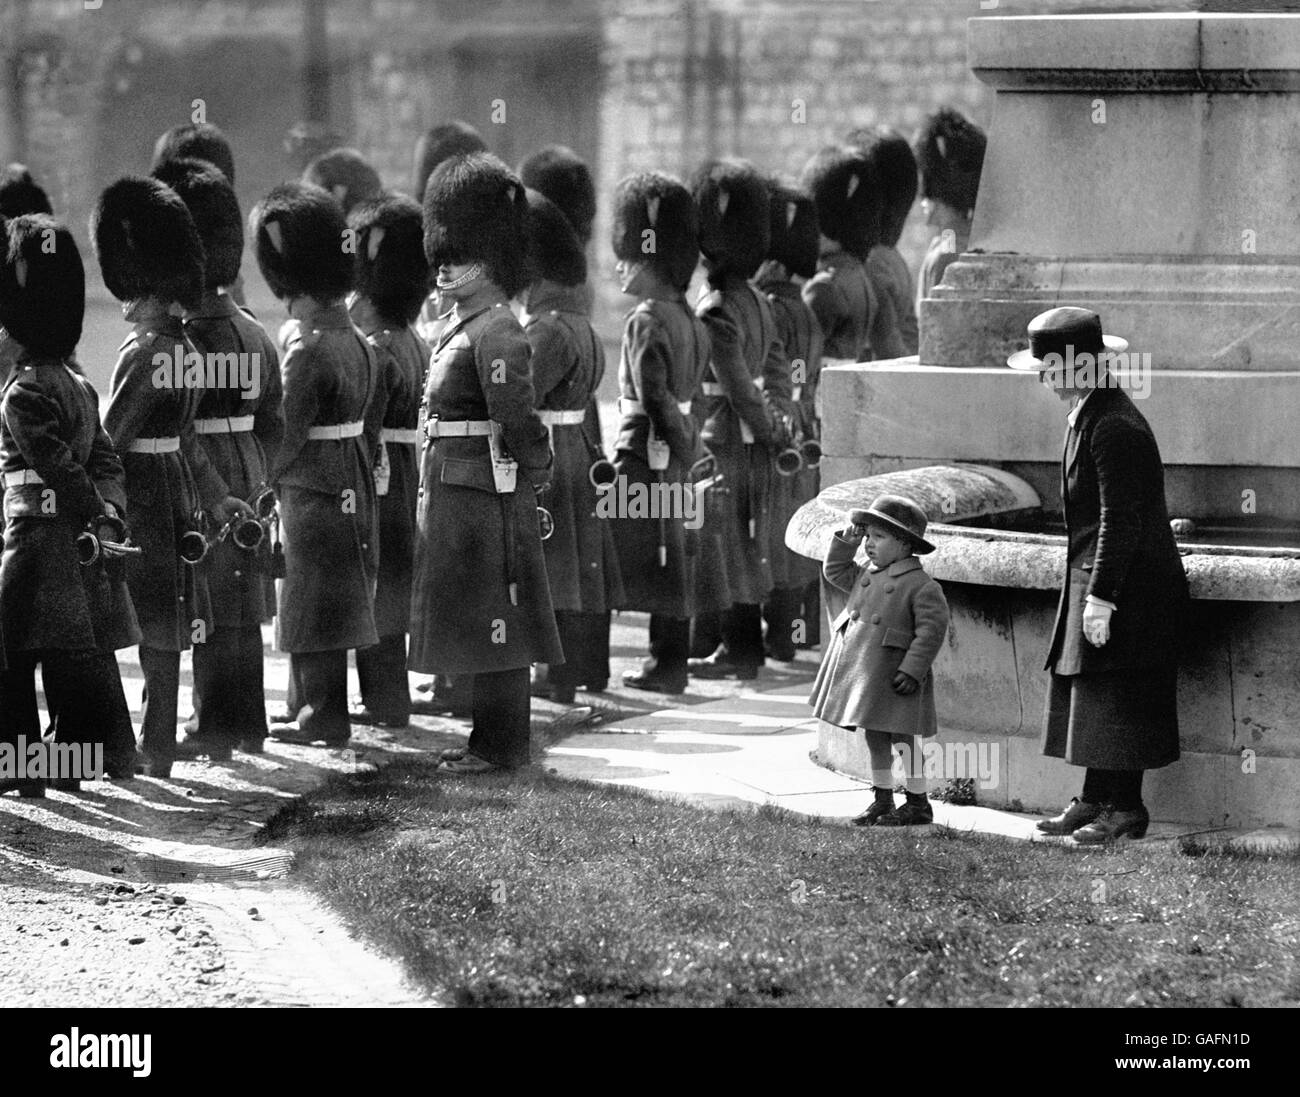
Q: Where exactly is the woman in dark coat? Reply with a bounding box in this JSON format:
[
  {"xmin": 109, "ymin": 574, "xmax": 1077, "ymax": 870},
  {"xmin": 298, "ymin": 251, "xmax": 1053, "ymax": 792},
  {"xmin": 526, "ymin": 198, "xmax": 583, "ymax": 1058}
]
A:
[
  {"xmin": 252, "ymin": 182, "xmax": 386, "ymax": 748},
  {"xmin": 155, "ymin": 160, "xmax": 283, "ymax": 760},
  {"xmin": 346, "ymin": 193, "xmax": 430, "ymax": 728},
  {"xmin": 608, "ymin": 173, "xmax": 711, "ymax": 695},
  {"xmin": 0, "ymin": 215, "xmax": 140, "ymax": 795},
  {"xmin": 756, "ymin": 182, "xmax": 825, "ymax": 661},
  {"xmin": 409, "ymin": 153, "xmax": 560, "ymax": 773},
  {"xmin": 96, "ymin": 177, "xmax": 246, "ymax": 779},
  {"xmin": 1009, "ymin": 307, "xmax": 1189, "ymax": 844},
  {"xmin": 522, "ymin": 190, "xmax": 622, "ymax": 703}
]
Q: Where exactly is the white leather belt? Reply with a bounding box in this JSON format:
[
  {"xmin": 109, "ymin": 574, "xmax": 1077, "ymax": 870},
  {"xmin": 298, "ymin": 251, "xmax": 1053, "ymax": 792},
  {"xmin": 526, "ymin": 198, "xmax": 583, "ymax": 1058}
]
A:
[
  {"xmin": 306, "ymin": 420, "xmax": 364, "ymax": 441},
  {"xmin": 424, "ymin": 418, "xmax": 492, "ymax": 439},
  {"xmin": 537, "ymin": 409, "xmax": 588, "ymax": 426},
  {"xmin": 194, "ymin": 415, "xmax": 255, "ymax": 434},
  {"xmin": 792, "ymin": 385, "xmax": 804, "ymax": 402},
  {"xmin": 381, "ymin": 427, "xmax": 420, "ymax": 445},
  {"xmin": 127, "ymin": 437, "xmax": 180, "ymax": 454},
  {"xmin": 700, "ymin": 381, "xmax": 724, "ymax": 396},
  {"xmin": 3, "ymin": 469, "xmax": 43, "ymax": 487},
  {"xmin": 619, "ymin": 397, "xmax": 692, "ymax": 416}
]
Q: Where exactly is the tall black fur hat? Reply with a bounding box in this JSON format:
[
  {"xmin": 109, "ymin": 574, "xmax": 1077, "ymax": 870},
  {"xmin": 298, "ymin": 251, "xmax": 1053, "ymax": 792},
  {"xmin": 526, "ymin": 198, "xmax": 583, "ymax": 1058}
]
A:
[
  {"xmin": 611, "ymin": 172, "xmax": 697, "ymax": 293},
  {"xmin": 151, "ymin": 122, "xmax": 236, "ymax": 184},
  {"xmin": 914, "ymin": 107, "xmax": 986, "ymax": 214},
  {"xmin": 800, "ymin": 145, "xmax": 881, "ymax": 261},
  {"xmin": 525, "ymin": 188, "xmax": 586, "ymax": 288},
  {"xmin": 519, "ymin": 145, "xmax": 595, "ymax": 246},
  {"xmin": 846, "ymin": 126, "xmax": 917, "ymax": 248},
  {"xmin": 411, "ymin": 120, "xmax": 487, "ymax": 203},
  {"xmin": 422, "ymin": 152, "xmax": 531, "ymax": 298},
  {"xmin": 0, "ymin": 164, "xmax": 53, "ymax": 218},
  {"xmin": 152, "ymin": 157, "xmax": 243, "ymax": 290},
  {"xmin": 92, "ymin": 176, "xmax": 205, "ymax": 308},
  {"xmin": 766, "ymin": 181, "xmax": 819, "ymax": 280},
  {"xmin": 690, "ymin": 158, "xmax": 770, "ymax": 283},
  {"xmin": 303, "ymin": 147, "xmax": 383, "ymax": 216},
  {"xmin": 0, "ymin": 214, "xmax": 84, "ymax": 358},
  {"xmin": 347, "ymin": 192, "xmax": 429, "ymax": 325},
  {"xmin": 249, "ymin": 181, "xmax": 353, "ymax": 302}
]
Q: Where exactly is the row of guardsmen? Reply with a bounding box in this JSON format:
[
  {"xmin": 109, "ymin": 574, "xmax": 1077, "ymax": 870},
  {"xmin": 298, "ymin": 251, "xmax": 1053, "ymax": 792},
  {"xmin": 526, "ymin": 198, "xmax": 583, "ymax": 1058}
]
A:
[{"xmin": 0, "ymin": 104, "xmax": 986, "ymax": 790}]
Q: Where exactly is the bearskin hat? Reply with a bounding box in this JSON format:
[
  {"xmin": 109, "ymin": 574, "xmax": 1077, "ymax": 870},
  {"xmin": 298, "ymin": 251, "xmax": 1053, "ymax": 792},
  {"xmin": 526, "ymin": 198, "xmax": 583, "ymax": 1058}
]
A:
[
  {"xmin": 93, "ymin": 176, "xmax": 205, "ymax": 308},
  {"xmin": 914, "ymin": 106, "xmax": 986, "ymax": 214},
  {"xmin": 347, "ymin": 192, "xmax": 429, "ymax": 326},
  {"xmin": 0, "ymin": 214, "xmax": 84, "ymax": 358},
  {"xmin": 151, "ymin": 122, "xmax": 236, "ymax": 184},
  {"xmin": 249, "ymin": 182, "xmax": 353, "ymax": 302},
  {"xmin": 411, "ymin": 120, "xmax": 487, "ymax": 203},
  {"xmin": 519, "ymin": 145, "xmax": 596, "ymax": 246},
  {"xmin": 0, "ymin": 164, "xmax": 53, "ymax": 219},
  {"xmin": 611, "ymin": 171, "xmax": 698, "ymax": 293},
  {"xmin": 690, "ymin": 159, "xmax": 770, "ymax": 283},
  {"xmin": 303, "ymin": 147, "xmax": 383, "ymax": 216},
  {"xmin": 152, "ymin": 157, "xmax": 243, "ymax": 290},
  {"xmin": 422, "ymin": 152, "xmax": 531, "ymax": 298},
  {"xmin": 766, "ymin": 181, "xmax": 819, "ymax": 280},
  {"xmin": 800, "ymin": 145, "xmax": 881, "ymax": 261},
  {"xmin": 524, "ymin": 188, "xmax": 586, "ymax": 288},
  {"xmin": 846, "ymin": 126, "xmax": 917, "ymax": 248}
]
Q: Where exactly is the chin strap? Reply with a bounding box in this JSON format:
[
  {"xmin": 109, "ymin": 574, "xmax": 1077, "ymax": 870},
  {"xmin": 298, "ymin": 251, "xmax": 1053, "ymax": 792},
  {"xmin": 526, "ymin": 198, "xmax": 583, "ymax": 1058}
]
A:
[{"xmin": 437, "ymin": 262, "xmax": 484, "ymax": 291}]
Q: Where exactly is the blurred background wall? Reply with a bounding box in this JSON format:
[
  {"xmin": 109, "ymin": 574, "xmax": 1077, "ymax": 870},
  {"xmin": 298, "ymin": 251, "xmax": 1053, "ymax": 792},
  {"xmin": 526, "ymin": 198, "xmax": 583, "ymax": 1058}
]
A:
[{"xmin": 0, "ymin": 0, "xmax": 1248, "ymax": 391}]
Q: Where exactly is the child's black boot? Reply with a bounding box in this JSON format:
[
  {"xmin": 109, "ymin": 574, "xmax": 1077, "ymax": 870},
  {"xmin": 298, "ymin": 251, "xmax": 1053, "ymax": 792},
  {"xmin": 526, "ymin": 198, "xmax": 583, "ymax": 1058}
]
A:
[
  {"xmin": 878, "ymin": 790, "xmax": 933, "ymax": 827},
  {"xmin": 851, "ymin": 787, "xmax": 896, "ymax": 827}
]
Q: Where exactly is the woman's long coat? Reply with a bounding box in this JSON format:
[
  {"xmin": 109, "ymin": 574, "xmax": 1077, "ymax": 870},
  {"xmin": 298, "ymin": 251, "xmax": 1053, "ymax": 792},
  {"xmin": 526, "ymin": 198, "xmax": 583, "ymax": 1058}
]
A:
[
  {"xmin": 609, "ymin": 290, "xmax": 712, "ymax": 617},
  {"xmin": 184, "ymin": 289, "xmax": 283, "ymax": 630},
  {"xmin": 408, "ymin": 286, "xmax": 562, "ymax": 676},
  {"xmin": 1042, "ymin": 385, "xmax": 1188, "ymax": 770},
  {"xmin": 270, "ymin": 301, "xmax": 385, "ymax": 654},
  {"xmin": 351, "ymin": 301, "xmax": 427, "ymax": 639},
  {"xmin": 759, "ymin": 276, "xmax": 824, "ymax": 590},
  {"xmin": 810, "ymin": 531, "xmax": 950, "ymax": 737},
  {"xmin": 523, "ymin": 281, "xmax": 623, "ymax": 615},
  {"xmin": 104, "ymin": 314, "xmax": 226, "ymax": 652},
  {"xmin": 0, "ymin": 353, "xmax": 140, "ymax": 655}
]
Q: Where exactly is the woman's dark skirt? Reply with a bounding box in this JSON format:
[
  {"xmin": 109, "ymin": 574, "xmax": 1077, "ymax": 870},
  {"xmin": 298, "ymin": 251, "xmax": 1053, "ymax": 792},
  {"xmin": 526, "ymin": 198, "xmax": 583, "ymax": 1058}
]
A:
[{"xmin": 1043, "ymin": 668, "xmax": 1180, "ymax": 770}]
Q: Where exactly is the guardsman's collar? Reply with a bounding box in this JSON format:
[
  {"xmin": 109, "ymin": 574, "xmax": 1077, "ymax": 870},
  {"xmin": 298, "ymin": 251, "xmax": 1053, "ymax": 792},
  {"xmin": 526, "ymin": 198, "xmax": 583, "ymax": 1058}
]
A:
[
  {"xmin": 186, "ymin": 287, "xmax": 241, "ymax": 321},
  {"xmin": 527, "ymin": 279, "xmax": 587, "ymax": 315},
  {"xmin": 289, "ymin": 297, "xmax": 352, "ymax": 329}
]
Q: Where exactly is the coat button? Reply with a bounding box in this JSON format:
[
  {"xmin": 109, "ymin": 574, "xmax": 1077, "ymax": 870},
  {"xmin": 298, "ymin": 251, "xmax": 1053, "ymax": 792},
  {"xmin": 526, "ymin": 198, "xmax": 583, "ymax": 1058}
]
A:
[
  {"xmin": 884, "ymin": 583, "xmax": 895, "ymax": 593},
  {"xmin": 849, "ymin": 610, "xmax": 860, "ymax": 620},
  {"xmin": 862, "ymin": 577, "xmax": 870, "ymax": 586},
  {"xmin": 362, "ymin": 542, "xmax": 369, "ymax": 550},
  {"xmin": 234, "ymin": 569, "xmax": 242, "ymax": 578},
  {"xmin": 871, "ymin": 613, "xmax": 881, "ymax": 624}
]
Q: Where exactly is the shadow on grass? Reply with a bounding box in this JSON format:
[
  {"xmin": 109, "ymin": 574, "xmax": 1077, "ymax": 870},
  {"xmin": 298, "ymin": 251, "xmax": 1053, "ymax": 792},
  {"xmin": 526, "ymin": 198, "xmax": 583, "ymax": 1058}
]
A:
[{"xmin": 263, "ymin": 758, "xmax": 1300, "ymax": 1008}]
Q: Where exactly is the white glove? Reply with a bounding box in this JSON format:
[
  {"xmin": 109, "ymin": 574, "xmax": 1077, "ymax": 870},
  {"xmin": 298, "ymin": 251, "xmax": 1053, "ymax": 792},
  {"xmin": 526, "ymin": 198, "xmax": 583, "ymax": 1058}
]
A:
[{"xmin": 1082, "ymin": 599, "xmax": 1113, "ymax": 648}]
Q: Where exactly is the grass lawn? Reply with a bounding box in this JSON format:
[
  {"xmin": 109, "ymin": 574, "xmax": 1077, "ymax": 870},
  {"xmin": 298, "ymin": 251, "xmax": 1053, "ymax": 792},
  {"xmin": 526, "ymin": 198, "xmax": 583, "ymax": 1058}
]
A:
[{"xmin": 264, "ymin": 761, "xmax": 1300, "ymax": 1007}]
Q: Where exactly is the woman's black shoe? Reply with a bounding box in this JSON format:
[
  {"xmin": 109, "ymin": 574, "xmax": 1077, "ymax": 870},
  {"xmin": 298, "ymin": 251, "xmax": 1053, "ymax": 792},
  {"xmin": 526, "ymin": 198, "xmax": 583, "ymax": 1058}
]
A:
[
  {"xmin": 0, "ymin": 779, "xmax": 45, "ymax": 798},
  {"xmin": 1036, "ymin": 797, "xmax": 1104, "ymax": 836},
  {"xmin": 1073, "ymin": 806, "xmax": 1150, "ymax": 844}
]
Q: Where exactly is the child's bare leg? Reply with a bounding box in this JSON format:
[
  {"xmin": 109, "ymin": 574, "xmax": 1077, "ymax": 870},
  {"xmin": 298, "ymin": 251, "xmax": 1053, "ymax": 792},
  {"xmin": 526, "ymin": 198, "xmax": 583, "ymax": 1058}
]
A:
[{"xmin": 864, "ymin": 729, "xmax": 895, "ymax": 791}]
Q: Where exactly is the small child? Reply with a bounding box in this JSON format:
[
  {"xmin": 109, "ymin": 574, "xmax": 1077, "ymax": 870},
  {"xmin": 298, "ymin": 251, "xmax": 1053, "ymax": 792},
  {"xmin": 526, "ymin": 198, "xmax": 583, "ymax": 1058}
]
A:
[{"xmin": 809, "ymin": 494, "xmax": 950, "ymax": 826}]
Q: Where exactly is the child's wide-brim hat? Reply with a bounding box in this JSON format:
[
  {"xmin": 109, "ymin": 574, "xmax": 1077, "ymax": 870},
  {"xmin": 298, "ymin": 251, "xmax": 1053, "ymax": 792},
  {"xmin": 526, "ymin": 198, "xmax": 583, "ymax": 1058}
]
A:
[
  {"xmin": 1007, "ymin": 306, "xmax": 1127, "ymax": 371},
  {"xmin": 850, "ymin": 494, "xmax": 936, "ymax": 555}
]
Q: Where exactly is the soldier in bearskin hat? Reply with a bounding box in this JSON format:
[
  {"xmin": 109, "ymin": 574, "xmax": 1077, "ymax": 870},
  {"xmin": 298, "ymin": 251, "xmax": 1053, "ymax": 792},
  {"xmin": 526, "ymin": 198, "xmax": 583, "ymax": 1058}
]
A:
[
  {"xmin": 800, "ymin": 145, "xmax": 881, "ymax": 365},
  {"xmin": 152, "ymin": 159, "xmax": 283, "ymax": 761},
  {"xmin": 0, "ymin": 214, "xmax": 141, "ymax": 795},
  {"xmin": 519, "ymin": 146, "xmax": 597, "ymax": 247},
  {"xmin": 607, "ymin": 172, "xmax": 710, "ymax": 695},
  {"xmin": 303, "ymin": 147, "xmax": 384, "ymax": 217},
  {"xmin": 410, "ymin": 152, "xmax": 560, "ymax": 771},
  {"xmin": 251, "ymin": 181, "xmax": 386, "ymax": 747},
  {"xmin": 0, "ymin": 166, "xmax": 54, "ymax": 388},
  {"xmin": 755, "ymin": 181, "xmax": 825, "ymax": 662},
  {"xmin": 522, "ymin": 189, "xmax": 622, "ymax": 704},
  {"xmin": 151, "ymin": 122, "xmax": 237, "ymax": 185},
  {"xmin": 847, "ymin": 126, "xmax": 920, "ymax": 357},
  {"xmin": 686, "ymin": 158, "xmax": 792, "ymax": 682},
  {"xmin": 96, "ymin": 176, "xmax": 247, "ymax": 778},
  {"xmin": 345, "ymin": 192, "xmax": 430, "ymax": 729},
  {"xmin": 914, "ymin": 106, "xmax": 986, "ymax": 314},
  {"xmin": 411, "ymin": 120, "xmax": 487, "ymax": 205}
]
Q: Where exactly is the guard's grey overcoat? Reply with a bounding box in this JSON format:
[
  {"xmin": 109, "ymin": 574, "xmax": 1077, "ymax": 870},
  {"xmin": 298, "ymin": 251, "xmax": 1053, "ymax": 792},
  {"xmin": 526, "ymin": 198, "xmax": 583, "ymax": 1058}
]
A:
[
  {"xmin": 270, "ymin": 301, "xmax": 385, "ymax": 654},
  {"xmin": 408, "ymin": 286, "xmax": 562, "ymax": 675},
  {"xmin": 810, "ymin": 533, "xmax": 950, "ymax": 737}
]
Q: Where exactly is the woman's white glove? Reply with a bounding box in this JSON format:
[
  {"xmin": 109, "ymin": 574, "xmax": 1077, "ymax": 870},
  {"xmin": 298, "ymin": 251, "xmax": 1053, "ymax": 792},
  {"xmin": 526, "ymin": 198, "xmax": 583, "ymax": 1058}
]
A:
[{"xmin": 1083, "ymin": 599, "xmax": 1113, "ymax": 647}]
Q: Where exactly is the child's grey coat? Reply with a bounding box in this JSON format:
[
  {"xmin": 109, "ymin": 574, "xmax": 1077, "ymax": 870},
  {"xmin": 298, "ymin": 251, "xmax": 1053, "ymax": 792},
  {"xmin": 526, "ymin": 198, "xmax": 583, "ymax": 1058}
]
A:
[{"xmin": 809, "ymin": 530, "xmax": 950, "ymax": 737}]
